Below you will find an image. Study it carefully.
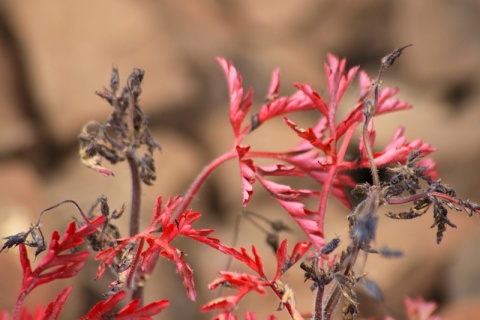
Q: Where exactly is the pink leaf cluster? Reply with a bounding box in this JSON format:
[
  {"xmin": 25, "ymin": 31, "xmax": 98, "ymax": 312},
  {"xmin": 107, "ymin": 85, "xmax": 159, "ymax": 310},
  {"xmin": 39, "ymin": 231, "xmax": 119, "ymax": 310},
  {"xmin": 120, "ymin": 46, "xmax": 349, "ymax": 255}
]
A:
[{"xmin": 217, "ymin": 54, "xmax": 437, "ymax": 252}]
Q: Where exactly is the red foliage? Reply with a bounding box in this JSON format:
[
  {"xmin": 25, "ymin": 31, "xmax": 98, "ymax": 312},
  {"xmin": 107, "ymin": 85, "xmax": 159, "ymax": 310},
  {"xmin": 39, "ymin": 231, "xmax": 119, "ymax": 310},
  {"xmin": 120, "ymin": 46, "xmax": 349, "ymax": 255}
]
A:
[
  {"xmin": 0, "ymin": 215, "xmax": 105, "ymax": 319},
  {"xmin": 80, "ymin": 291, "xmax": 168, "ymax": 320},
  {"xmin": 1, "ymin": 52, "xmax": 447, "ymax": 319},
  {"xmin": 95, "ymin": 196, "xmax": 223, "ymax": 301}
]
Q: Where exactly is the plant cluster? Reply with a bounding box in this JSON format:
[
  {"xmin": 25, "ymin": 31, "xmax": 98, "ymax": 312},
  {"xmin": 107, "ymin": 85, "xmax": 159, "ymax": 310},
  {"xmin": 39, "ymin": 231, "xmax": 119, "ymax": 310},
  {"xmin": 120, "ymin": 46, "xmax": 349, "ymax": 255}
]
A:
[{"xmin": 1, "ymin": 47, "xmax": 479, "ymax": 320}]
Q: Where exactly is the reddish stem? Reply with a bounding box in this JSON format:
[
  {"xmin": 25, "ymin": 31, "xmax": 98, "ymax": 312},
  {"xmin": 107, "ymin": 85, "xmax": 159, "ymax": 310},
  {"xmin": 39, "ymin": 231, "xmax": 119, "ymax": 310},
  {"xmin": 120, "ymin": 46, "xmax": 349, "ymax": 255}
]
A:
[
  {"xmin": 171, "ymin": 149, "xmax": 238, "ymax": 222},
  {"xmin": 14, "ymin": 245, "xmax": 32, "ymax": 319},
  {"xmin": 318, "ymin": 121, "xmax": 359, "ymax": 232}
]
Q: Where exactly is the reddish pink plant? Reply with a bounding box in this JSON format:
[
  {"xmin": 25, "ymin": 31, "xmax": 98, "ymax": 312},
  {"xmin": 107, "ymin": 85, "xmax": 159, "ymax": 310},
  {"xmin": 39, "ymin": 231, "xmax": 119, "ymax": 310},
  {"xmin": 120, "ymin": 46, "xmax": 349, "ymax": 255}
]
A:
[{"xmin": 2, "ymin": 47, "xmax": 478, "ymax": 319}]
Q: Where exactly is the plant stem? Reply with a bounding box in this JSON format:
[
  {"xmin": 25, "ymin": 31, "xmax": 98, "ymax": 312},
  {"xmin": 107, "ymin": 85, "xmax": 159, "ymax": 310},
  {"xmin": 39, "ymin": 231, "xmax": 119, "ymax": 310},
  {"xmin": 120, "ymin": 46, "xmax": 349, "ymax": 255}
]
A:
[
  {"xmin": 127, "ymin": 154, "xmax": 143, "ymax": 302},
  {"xmin": 128, "ymin": 155, "xmax": 141, "ymax": 237},
  {"xmin": 171, "ymin": 149, "xmax": 237, "ymax": 222},
  {"xmin": 313, "ymin": 284, "xmax": 324, "ymax": 320}
]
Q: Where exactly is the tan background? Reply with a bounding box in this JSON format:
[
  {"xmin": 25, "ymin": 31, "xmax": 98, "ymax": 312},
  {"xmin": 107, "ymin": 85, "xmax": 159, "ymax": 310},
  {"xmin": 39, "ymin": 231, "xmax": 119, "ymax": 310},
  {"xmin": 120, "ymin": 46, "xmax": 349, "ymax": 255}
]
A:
[{"xmin": 1, "ymin": 1, "xmax": 480, "ymax": 319}]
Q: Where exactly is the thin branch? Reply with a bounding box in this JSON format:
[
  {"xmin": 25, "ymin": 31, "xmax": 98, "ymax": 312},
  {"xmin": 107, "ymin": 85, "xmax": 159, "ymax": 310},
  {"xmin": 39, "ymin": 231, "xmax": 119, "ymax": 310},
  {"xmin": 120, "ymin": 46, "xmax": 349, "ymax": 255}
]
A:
[{"xmin": 171, "ymin": 149, "xmax": 238, "ymax": 222}]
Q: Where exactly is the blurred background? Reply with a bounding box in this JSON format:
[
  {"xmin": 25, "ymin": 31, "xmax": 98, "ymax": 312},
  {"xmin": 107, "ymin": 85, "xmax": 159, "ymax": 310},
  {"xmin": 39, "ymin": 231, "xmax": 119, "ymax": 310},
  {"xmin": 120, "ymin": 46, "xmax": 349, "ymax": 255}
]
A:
[{"xmin": 1, "ymin": 1, "xmax": 480, "ymax": 319}]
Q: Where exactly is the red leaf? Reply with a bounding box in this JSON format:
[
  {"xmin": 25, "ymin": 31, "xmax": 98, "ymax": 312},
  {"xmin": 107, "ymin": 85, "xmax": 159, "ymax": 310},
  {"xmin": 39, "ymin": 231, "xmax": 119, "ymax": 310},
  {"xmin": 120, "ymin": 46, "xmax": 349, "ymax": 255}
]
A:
[
  {"xmin": 251, "ymin": 245, "xmax": 265, "ymax": 279},
  {"xmin": 236, "ymin": 145, "xmax": 256, "ymax": 206},
  {"xmin": 95, "ymin": 203, "xmax": 222, "ymax": 302},
  {"xmin": 115, "ymin": 299, "xmax": 169, "ymax": 320},
  {"xmin": 294, "ymin": 83, "xmax": 329, "ymax": 118},
  {"xmin": 266, "ymin": 68, "xmax": 280, "ymax": 99},
  {"xmin": 148, "ymin": 195, "xmax": 183, "ymax": 232},
  {"xmin": 81, "ymin": 291, "xmax": 127, "ymax": 320},
  {"xmin": 284, "ymin": 117, "xmax": 333, "ymax": 154},
  {"xmin": 82, "ymin": 291, "xmax": 168, "ymax": 320},
  {"xmin": 202, "ymin": 272, "xmax": 268, "ymax": 312},
  {"xmin": 217, "ymin": 57, "xmax": 253, "ymax": 138},
  {"xmin": 256, "ymin": 164, "xmax": 304, "ymax": 177},
  {"xmin": 237, "ymin": 246, "xmax": 264, "ymax": 276},
  {"xmin": 162, "ymin": 244, "xmax": 196, "ymax": 301},
  {"xmin": 257, "ymin": 90, "xmax": 317, "ymax": 125},
  {"xmin": 274, "ymin": 199, "xmax": 324, "ymax": 252},
  {"xmin": 17, "ymin": 217, "xmax": 105, "ymax": 308},
  {"xmin": 359, "ymin": 127, "xmax": 437, "ymax": 174},
  {"xmin": 212, "ymin": 311, "xmax": 238, "ymax": 320},
  {"xmin": 283, "ymin": 149, "xmax": 356, "ymax": 209},
  {"xmin": 274, "ymin": 240, "xmax": 288, "ymax": 280},
  {"xmin": 202, "ymin": 295, "xmax": 242, "ymax": 313},
  {"xmin": 257, "ymin": 174, "xmax": 319, "ymax": 202},
  {"xmin": 358, "ymin": 70, "xmax": 413, "ymax": 116},
  {"xmin": 274, "ymin": 240, "xmax": 310, "ymax": 280},
  {"xmin": 324, "ymin": 54, "xmax": 359, "ymax": 108},
  {"xmin": 194, "ymin": 242, "xmax": 267, "ymax": 276},
  {"xmin": 335, "ymin": 101, "xmax": 364, "ymax": 140},
  {"xmin": 42, "ymin": 286, "xmax": 73, "ymax": 320}
]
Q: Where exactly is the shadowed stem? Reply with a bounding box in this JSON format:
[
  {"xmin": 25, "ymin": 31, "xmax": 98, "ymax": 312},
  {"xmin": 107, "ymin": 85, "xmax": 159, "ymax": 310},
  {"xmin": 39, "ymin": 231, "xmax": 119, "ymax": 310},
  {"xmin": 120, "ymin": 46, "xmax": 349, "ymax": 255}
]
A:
[
  {"xmin": 127, "ymin": 154, "xmax": 143, "ymax": 301},
  {"xmin": 128, "ymin": 155, "xmax": 141, "ymax": 238}
]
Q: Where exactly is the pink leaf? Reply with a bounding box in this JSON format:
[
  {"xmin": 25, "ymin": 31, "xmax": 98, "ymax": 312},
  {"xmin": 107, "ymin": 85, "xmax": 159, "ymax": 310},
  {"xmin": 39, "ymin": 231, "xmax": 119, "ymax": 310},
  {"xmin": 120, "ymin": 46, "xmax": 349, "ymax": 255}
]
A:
[
  {"xmin": 236, "ymin": 145, "xmax": 256, "ymax": 206},
  {"xmin": 284, "ymin": 117, "xmax": 333, "ymax": 154},
  {"xmin": 403, "ymin": 296, "xmax": 439, "ymax": 320},
  {"xmin": 294, "ymin": 83, "xmax": 329, "ymax": 118},
  {"xmin": 275, "ymin": 200, "xmax": 324, "ymax": 252},
  {"xmin": 324, "ymin": 54, "xmax": 359, "ymax": 108},
  {"xmin": 257, "ymin": 90, "xmax": 317, "ymax": 125},
  {"xmin": 358, "ymin": 127, "xmax": 437, "ymax": 177},
  {"xmin": 217, "ymin": 57, "xmax": 253, "ymax": 138},
  {"xmin": 256, "ymin": 164, "xmax": 304, "ymax": 177},
  {"xmin": 284, "ymin": 150, "xmax": 356, "ymax": 209},
  {"xmin": 266, "ymin": 68, "xmax": 280, "ymax": 99},
  {"xmin": 257, "ymin": 174, "xmax": 319, "ymax": 202}
]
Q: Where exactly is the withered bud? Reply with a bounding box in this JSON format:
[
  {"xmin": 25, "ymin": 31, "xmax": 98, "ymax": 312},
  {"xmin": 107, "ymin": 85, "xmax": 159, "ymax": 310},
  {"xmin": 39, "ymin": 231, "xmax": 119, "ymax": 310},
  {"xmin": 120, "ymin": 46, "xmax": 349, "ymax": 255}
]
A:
[
  {"xmin": 110, "ymin": 67, "xmax": 120, "ymax": 93},
  {"xmin": 1, "ymin": 232, "xmax": 29, "ymax": 252},
  {"xmin": 381, "ymin": 44, "xmax": 412, "ymax": 69}
]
